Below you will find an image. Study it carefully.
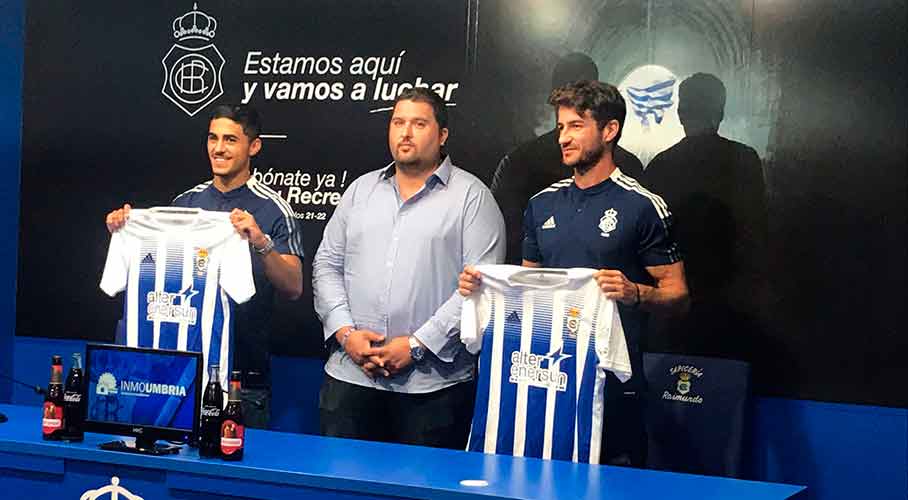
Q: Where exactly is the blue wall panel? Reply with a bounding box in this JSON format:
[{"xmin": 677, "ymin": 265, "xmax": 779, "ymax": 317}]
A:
[{"xmin": 0, "ymin": 0, "xmax": 25, "ymax": 406}]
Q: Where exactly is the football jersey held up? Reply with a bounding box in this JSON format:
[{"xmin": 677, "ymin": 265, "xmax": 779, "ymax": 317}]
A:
[
  {"xmin": 461, "ymin": 265, "xmax": 630, "ymax": 464},
  {"xmin": 100, "ymin": 207, "xmax": 255, "ymax": 390}
]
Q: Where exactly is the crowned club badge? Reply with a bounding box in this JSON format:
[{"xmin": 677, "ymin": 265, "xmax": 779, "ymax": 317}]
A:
[
  {"xmin": 599, "ymin": 208, "xmax": 618, "ymax": 237},
  {"xmin": 161, "ymin": 3, "xmax": 225, "ymax": 116}
]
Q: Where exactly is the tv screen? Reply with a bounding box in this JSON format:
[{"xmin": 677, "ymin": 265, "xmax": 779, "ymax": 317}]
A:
[{"xmin": 85, "ymin": 344, "xmax": 201, "ymax": 443}]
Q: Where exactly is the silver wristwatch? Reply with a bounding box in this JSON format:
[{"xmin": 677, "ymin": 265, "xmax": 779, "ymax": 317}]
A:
[
  {"xmin": 253, "ymin": 234, "xmax": 275, "ymax": 255},
  {"xmin": 408, "ymin": 336, "xmax": 425, "ymax": 362}
]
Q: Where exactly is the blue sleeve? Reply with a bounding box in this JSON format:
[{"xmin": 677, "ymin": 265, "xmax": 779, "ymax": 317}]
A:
[
  {"xmin": 522, "ymin": 199, "xmax": 542, "ymax": 264},
  {"xmin": 171, "ymin": 192, "xmax": 192, "ymax": 207},
  {"xmin": 266, "ymin": 206, "xmax": 304, "ymax": 259},
  {"xmin": 637, "ymin": 201, "xmax": 682, "ymax": 267}
]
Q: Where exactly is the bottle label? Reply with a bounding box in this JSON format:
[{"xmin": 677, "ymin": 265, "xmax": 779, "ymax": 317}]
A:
[
  {"xmin": 42, "ymin": 402, "xmax": 63, "ymax": 434},
  {"xmin": 64, "ymin": 392, "xmax": 82, "ymax": 403},
  {"xmin": 220, "ymin": 419, "xmax": 244, "ymax": 455},
  {"xmin": 201, "ymin": 407, "xmax": 221, "ymax": 418}
]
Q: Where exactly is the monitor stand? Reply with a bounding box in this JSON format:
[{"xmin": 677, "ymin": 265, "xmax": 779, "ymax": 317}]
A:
[{"xmin": 99, "ymin": 436, "xmax": 182, "ymax": 455}]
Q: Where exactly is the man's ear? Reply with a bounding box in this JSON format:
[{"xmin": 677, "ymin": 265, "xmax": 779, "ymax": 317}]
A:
[
  {"xmin": 249, "ymin": 137, "xmax": 263, "ymax": 157},
  {"xmin": 601, "ymin": 119, "xmax": 620, "ymax": 144}
]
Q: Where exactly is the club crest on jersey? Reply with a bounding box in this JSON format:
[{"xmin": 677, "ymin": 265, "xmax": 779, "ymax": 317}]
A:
[
  {"xmin": 599, "ymin": 208, "xmax": 618, "ymax": 237},
  {"xmin": 565, "ymin": 307, "xmax": 581, "ymax": 337},
  {"xmin": 194, "ymin": 247, "xmax": 209, "ymax": 276}
]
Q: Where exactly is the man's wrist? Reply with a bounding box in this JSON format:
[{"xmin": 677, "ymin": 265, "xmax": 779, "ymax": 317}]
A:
[
  {"xmin": 253, "ymin": 234, "xmax": 275, "ymax": 255},
  {"xmin": 408, "ymin": 335, "xmax": 426, "ymax": 362},
  {"xmin": 336, "ymin": 326, "xmax": 354, "ymax": 348}
]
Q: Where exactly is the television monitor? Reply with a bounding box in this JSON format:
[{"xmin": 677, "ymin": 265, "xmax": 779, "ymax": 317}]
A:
[{"xmin": 83, "ymin": 343, "xmax": 202, "ymax": 455}]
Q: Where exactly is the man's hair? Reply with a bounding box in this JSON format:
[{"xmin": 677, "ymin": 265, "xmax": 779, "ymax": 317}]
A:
[
  {"xmin": 393, "ymin": 87, "xmax": 448, "ymax": 130},
  {"xmin": 209, "ymin": 104, "xmax": 262, "ymax": 140},
  {"xmin": 548, "ymin": 80, "xmax": 625, "ymax": 144}
]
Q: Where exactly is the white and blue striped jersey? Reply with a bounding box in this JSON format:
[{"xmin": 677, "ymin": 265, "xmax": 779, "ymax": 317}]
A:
[
  {"xmin": 100, "ymin": 207, "xmax": 255, "ymax": 390},
  {"xmin": 461, "ymin": 265, "xmax": 630, "ymax": 464}
]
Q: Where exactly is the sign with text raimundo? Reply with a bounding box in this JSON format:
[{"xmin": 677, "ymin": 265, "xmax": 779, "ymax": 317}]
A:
[{"xmin": 18, "ymin": 1, "xmax": 467, "ymax": 356}]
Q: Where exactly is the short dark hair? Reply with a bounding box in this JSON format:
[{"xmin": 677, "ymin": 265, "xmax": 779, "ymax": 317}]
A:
[
  {"xmin": 548, "ymin": 80, "xmax": 625, "ymax": 144},
  {"xmin": 393, "ymin": 87, "xmax": 448, "ymax": 130},
  {"xmin": 209, "ymin": 104, "xmax": 261, "ymax": 140}
]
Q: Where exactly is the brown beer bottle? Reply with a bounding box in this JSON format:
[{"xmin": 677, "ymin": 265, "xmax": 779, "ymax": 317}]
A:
[
  {"xmin": 220, "ymin": 370, "xmax": 244, "ymax": 461},
  {"xmin": 42, "ymin": 355, "xmax": 65, "ymax": 440}
]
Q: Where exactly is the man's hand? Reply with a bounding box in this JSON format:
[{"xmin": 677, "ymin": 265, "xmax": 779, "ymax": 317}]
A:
[
  {"xmin": 340, "ymin": 329, "xmax": 387, "ymax": 377},
  {"xmin": 458, "ymin": 265, "xmax": 482, "ymax": 297},
  {"xmin": 372, "ymin": 336, "xmax": 413, "ymax": 376},
  {"xmin": 229, "ymin": 209, "xmax": 269, "ymax": 250},
  {"xmin": 105, "ymin": 204, "xmax": 131, "ymax": 233},
  {"xmin": 594, "ymin": 269, "xmax": 638, "ymax": 306}
]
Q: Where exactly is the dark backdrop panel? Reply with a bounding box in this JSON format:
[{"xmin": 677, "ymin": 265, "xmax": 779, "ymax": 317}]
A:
[
  {"xmin": 17, "ymin": 0, "xmax": 908, "ymax": 407},
  {"xmin": 17, "ymin": 1, "xmax": 468, "ymax": 359},
  {"xmin": 458, "ymin": 0, "xmax": 906, "ymax": 407}
]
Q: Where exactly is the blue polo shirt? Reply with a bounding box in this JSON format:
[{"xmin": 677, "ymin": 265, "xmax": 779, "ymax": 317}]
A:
[
  {"xmin": 172, "ymin": 177, "xmax": 304, "ymax": 381},
  {"xmin": 523, "ymin": 168, "xmax": 681, "ymax": 387}
]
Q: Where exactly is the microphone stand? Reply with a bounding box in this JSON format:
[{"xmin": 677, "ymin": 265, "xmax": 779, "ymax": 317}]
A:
[{"xmin": 0, "ymin": 372, "xmax": 47, "ymax": 423}]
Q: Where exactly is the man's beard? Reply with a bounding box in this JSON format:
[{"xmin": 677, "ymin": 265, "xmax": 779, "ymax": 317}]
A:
[
  {"xmin": 394, "ymin": 149, "xmax": 441, "ymax": 175},
  {"xmin": 570, "ymin": 142, "xmax": 605, "ymax": 176},
  {"xmin": 394, "ymin": 157, "xmax": 434, "ymax": 175}
]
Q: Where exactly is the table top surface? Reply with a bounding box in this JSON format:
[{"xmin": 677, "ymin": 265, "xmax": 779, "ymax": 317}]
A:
[{"xmin": 0, "ymin": 403, "xmax": 804, "ymax": 500}]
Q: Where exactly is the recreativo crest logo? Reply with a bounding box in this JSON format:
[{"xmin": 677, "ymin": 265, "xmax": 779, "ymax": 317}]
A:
[{"xmin": 161, "ymin": 3, "xmax": 225, "ymax": 116}]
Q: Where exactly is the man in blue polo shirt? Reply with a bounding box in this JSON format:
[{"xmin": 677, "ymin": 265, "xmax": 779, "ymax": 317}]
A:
[
  {"xmin": 105, "ymin": 105, "xmax": 304, "ymax": 428},
  {"xmin": 460, "ymin": 80, "xmax": 689, "ymax": 466}
]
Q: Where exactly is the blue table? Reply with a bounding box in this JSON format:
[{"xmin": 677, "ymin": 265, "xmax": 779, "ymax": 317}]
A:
[{"xmin": 0, "ymin": 404, "xmax": 804, "ymax": 499}]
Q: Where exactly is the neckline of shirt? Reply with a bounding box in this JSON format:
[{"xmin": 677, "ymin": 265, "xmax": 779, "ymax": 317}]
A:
[
  {"xmin": 208, "ymin": 177, "xmax": 257, "ymax": 199},
  {"xmin": 570, "ymin": 167, "xmax": 624, "ymax": 195}
]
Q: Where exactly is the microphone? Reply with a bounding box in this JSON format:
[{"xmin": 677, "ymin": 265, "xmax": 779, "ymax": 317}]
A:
[
  {"xmin": 0, "ymin": 372, "xmax": 46, "ymax": 396},
  {"xmin": 0, "ymin": 372, "xmax": 47, "ymax": 424}
]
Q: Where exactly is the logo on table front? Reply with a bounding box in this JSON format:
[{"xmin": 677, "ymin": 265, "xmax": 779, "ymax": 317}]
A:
[
  {"xmin": 662, "ymin": 364, "xmax": 704, "ymax": 404},
  {"xmin": 80, "ymin": 476, "xmax": 144, "ymax": 500},
  {"xmin": 161, "ymin": 3, "xmax": 225, "ymax": 116}
]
